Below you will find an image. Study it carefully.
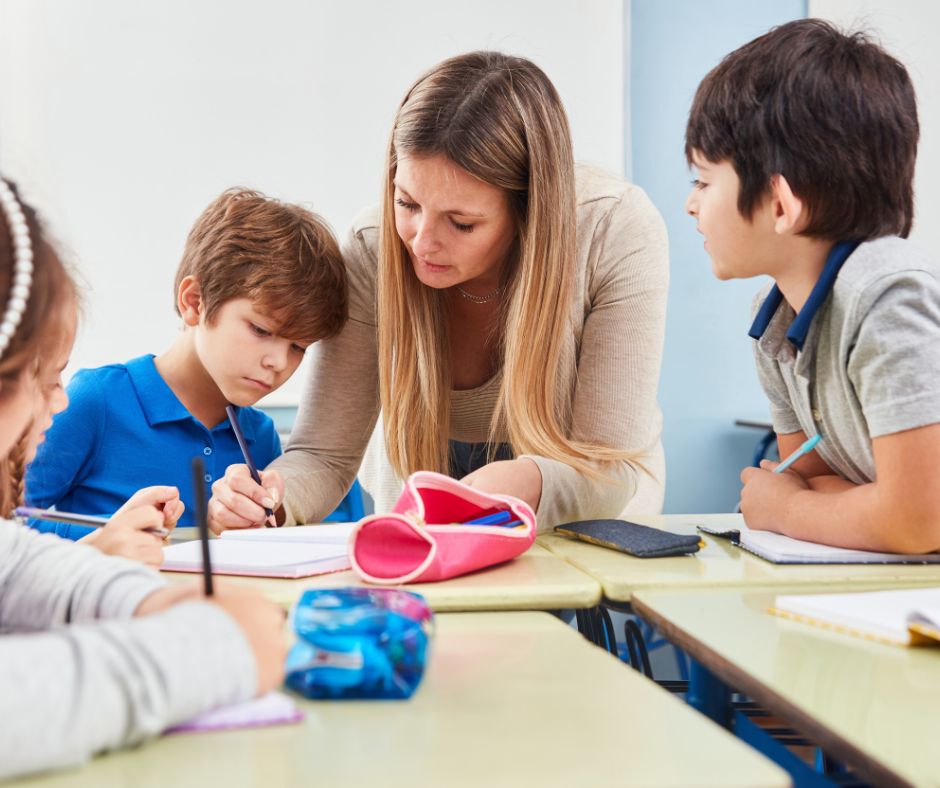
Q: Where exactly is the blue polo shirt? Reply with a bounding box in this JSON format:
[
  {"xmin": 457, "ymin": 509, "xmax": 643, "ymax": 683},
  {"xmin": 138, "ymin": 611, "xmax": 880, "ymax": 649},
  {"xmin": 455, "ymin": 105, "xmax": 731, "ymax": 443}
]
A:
[{"xmin": 25, "ymin": 354, "xmax": 281, "ymax": 538}]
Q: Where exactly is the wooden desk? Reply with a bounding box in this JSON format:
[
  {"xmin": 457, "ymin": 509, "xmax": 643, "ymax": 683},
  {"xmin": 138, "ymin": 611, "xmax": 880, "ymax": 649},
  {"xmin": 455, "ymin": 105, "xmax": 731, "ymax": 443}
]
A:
[
  {"xmin": 165, "ymin": 543, "xmax": 602, "ymax": 613},
  {"xmin": 13, "ymin": 612, "xmax": 788, "ymax": 788},
  {"xmin": 633, "ymin": 589, "xmax": 940, "ymax": 788},
  {"xmin": 540, "ymin": 514, "xmax": 940, "ymax": 604}
]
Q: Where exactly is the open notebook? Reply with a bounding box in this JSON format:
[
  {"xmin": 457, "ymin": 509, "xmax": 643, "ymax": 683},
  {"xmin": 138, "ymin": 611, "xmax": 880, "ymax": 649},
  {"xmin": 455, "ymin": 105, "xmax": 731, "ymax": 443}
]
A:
[
  {"xmin": 772, "ymin": 587, "xmax": 940, "ymax": 646},
  {"xmin": 697, "ymin": 521, "xmax": 940, "ymax": 565},
  {"xmin": 220, "ymin": 522, "xmax": 356, "ymax": 545},
  {"xmin": 161, "ymin": 539, "xmax": 351, "ymax": 578}
]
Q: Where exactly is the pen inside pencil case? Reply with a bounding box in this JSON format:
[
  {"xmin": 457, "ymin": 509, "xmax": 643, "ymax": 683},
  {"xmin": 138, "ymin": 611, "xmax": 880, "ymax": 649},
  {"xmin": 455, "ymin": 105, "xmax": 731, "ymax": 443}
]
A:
[{"xmin": 459, "ymin": 509, "xmax": 524, "ymax": 528}]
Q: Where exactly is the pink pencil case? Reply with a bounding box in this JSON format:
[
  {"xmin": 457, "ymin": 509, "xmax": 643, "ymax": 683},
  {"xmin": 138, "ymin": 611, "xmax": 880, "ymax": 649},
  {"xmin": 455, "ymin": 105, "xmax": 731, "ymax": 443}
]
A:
[{"xmin": 349, "ymin": 471, "xmax": 537, "ymax": 584}]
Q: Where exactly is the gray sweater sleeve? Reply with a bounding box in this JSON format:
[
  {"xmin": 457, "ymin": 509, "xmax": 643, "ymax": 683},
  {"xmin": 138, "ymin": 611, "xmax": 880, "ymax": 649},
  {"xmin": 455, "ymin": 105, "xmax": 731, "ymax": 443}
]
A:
[
  {"xmin": 0, "ymin": 521, "xmax": 257, "ymax": 780},
  {"xmin": 0, "ymin": 521, "xmax": 165, "ymax": 632}
]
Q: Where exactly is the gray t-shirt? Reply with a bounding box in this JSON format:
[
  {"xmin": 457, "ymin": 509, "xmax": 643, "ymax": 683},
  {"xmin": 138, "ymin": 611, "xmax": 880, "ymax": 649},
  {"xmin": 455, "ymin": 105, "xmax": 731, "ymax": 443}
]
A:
[{"xmin": 752, "ymin": 236, "xmax": 940, "ymax": 483}]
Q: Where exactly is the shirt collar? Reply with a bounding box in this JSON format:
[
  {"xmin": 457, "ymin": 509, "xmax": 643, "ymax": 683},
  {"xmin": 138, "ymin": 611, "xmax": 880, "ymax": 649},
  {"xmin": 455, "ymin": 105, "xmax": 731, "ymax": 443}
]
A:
[
  {"xmin": 748, "ymin": 240, "xmax": 861, "ymax": 352},
  {"xmin": 125, "ymin": 354, "xmax": 257, "ymax": 440}
]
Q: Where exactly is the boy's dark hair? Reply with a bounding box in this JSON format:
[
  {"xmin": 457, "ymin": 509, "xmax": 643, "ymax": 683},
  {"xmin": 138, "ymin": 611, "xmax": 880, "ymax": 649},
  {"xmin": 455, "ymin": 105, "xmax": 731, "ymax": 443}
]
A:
[
  {"xmin": 686, "ymin": 18, "xmax": 918, "ymax": 240},
  {"xmin": 174, "ymin": 189, "xmax": 347, "ymax": 343}
]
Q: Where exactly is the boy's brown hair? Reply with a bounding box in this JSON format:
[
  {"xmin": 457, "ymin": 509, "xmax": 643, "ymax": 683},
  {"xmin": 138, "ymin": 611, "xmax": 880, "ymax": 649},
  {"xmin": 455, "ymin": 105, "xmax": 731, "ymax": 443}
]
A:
[
  {"xmin": 686, "ymin": 19, "xmax": 919, "ymax": 241},
  {"xmin": 174, "ymin": 189, "xmax": 347, "ymax": 343}
]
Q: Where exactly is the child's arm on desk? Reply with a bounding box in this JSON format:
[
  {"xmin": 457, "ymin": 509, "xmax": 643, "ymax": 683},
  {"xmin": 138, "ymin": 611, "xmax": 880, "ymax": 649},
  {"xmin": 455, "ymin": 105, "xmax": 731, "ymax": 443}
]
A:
[
  {"xmin": 740, "ymin": 424, "xmax": 940, "ymax": 553},
  {"xmin": 771, "ymin": 431, "xmax": 856, "ymax": 493},
  {"xmin": 0, "ymin": 523, "xmax": 284, "ymax": 780}
]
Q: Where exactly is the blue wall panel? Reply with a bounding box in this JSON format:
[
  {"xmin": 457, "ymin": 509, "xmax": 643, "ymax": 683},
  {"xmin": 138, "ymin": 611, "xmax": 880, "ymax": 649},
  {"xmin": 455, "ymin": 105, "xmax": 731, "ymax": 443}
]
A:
[{"xmin": 630, "ymin": 0, "xmax": 806, "ymax": 513}]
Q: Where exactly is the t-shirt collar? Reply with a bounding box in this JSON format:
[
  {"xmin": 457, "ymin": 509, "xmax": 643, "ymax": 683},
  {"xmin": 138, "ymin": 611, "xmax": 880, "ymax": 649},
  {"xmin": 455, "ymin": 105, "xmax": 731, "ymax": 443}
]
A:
[{"xmin": 748, "ymin": 240, "xmax": 861, "ymax": 352}]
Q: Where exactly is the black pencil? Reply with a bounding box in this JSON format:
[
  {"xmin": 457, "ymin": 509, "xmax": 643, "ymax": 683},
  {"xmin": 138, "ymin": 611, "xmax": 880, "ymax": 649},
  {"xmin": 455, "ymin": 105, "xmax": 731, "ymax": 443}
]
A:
[
  {"xmin": 225, "ymin": 403, "xmax": 275, "ymax": 525},
  {"xmin": 191, "ymin": 456, "xmax": 213, "ymax": 596}
]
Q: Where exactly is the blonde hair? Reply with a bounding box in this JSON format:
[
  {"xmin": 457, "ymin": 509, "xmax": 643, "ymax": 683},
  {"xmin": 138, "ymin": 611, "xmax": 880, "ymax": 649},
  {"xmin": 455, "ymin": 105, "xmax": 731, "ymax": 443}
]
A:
[{"xmin": 378, "ymin": 51, "xmax": 630, "ymax": 479}]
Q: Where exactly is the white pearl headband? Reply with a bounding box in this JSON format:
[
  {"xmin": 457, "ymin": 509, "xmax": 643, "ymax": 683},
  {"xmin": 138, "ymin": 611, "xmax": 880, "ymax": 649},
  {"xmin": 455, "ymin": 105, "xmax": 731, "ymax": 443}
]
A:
[{"xmin": 0, "ymin": 179, "xmax": 34, "ymax": 361}]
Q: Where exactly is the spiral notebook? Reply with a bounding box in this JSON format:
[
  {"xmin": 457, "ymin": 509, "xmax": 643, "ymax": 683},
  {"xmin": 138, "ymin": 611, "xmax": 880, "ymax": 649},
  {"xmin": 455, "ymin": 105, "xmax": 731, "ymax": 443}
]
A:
[
  {"xmin": 697, "ymin": 521, "xmax": 940, "ymax": 565},
  {"xmin": 771, "ymin": 587, "xmax": 940, "ymax": 646}
]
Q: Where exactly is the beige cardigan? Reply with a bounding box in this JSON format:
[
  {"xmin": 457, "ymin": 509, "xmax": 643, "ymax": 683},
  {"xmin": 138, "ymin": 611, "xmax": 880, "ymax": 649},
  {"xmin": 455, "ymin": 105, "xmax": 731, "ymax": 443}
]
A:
[{"xmin": 273, "ymin": 164, "xmax": 669, "ymax": 531}]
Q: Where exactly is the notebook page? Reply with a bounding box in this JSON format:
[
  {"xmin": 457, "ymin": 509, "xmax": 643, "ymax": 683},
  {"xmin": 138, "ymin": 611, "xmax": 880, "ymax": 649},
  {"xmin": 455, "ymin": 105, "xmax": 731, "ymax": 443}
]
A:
[
  {"xmin": 162, "ymin": 539, "xmax": 351, "ymax": 577},
  {"xmin": 220, "ymin": 523, "xmax": 356, "ymax": 544},
  {"xmin": 740, "ymin": 529, "xmax": 940, "ymax": 563},
  {"xmin": 775, "ymin": 588, "xmax": 940, "ymax": 644},
  {"xmin": 907, "ymin": 603, "xmax": 940, "ymax": 637}
]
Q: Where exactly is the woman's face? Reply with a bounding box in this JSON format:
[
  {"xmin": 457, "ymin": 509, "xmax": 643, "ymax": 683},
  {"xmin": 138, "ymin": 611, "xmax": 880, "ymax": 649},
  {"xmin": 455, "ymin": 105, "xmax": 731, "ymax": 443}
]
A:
[{"xmin": 393, "ymin": 154, "xmax": 517, "ymax": 296}]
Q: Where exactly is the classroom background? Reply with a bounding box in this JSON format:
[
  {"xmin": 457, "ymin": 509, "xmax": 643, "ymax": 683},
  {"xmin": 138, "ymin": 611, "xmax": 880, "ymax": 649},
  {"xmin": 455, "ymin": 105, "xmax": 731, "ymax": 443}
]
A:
[{"xmin": 0, "ymin": 0, "xmax": 937, "ymax": 514}]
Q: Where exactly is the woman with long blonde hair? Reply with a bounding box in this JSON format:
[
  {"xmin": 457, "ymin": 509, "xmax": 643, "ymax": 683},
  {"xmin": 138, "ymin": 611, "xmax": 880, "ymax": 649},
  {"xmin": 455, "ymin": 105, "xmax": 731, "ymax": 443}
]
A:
[{"xmin": 209, "ymin": 51, "xmax": 668, "ymax": 532}]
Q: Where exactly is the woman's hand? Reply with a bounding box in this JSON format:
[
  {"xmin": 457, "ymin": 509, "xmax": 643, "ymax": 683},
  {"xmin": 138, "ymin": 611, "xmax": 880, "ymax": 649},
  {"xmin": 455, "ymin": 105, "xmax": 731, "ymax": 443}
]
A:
[
  {"xmin": 113, "ymin": 485, "xmax": 185, "ymax": 531},
  {"xmin": 208, "ymin": 464, "xmax": 285, "ymax": 534},
  {"xmin": 79, "ymin": 505, "xmax": 167, "ymax": 567},
  {"xmin": 461, "ymin": 458, "xmax": 543, "ymax": 511}
]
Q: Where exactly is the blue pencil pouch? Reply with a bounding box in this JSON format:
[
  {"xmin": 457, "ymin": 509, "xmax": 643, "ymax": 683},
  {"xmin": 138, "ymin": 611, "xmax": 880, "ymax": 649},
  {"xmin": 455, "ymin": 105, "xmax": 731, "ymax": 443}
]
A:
[{"xmin": 285, "ymin": 587, "xmax": 434, "ymax": 700}]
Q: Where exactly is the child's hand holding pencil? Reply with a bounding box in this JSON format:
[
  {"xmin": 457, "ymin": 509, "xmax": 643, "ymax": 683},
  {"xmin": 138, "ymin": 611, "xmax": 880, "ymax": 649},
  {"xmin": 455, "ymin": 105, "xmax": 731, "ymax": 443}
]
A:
[
  {"xmin": 79, "ymin": 506, "xmax": 169, "ymax": 567},
  {"xmin": 18, "ymin": 485, "xmax": 181, "ymax": 568}
]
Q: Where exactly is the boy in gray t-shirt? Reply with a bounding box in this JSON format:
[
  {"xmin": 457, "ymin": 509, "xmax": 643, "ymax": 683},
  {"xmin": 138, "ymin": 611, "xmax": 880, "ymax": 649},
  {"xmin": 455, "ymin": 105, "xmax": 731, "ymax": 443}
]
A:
[{"xmin": 683, "ymin": 19, "xmax": 940, "ymax": 554}]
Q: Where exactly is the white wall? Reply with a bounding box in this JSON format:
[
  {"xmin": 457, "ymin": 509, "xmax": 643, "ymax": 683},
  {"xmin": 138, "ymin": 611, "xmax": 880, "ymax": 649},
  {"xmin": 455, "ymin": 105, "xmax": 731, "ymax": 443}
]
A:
[
  {"xmin": 810, "ymin": 0, "xmax": 940, "ymax": 258},
  {"xmin": 0, "ymin": 0, "xmax": 625, "ymax": 405}
]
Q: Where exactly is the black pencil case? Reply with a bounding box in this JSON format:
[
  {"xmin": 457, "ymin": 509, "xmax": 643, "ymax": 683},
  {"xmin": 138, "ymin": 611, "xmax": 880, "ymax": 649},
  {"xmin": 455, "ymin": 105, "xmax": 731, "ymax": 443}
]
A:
[{"xmin": 554, "ymin": 519, "xmax": 702, "ymax": 558}]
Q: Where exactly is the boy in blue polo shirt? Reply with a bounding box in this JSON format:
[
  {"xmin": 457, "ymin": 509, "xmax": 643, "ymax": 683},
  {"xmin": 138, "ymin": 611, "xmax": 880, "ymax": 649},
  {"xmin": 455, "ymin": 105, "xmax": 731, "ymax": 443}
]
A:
[
  {"xmin": 25, "ymin": 188, "xmax": 347, "ymax": 536},
  {"xmin": 685, "ymin": 20, "xmax": 940, "ymax": 553}
]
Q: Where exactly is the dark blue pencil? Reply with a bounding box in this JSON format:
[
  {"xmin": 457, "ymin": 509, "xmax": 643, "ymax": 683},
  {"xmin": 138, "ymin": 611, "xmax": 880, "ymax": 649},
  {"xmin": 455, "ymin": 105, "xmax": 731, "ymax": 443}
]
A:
[
  {"xmin": 225, "ymin": 403, "xmax": 275, "ymax": 525},
  {"xmin": 464, "ymin": 510, "xmax": 513, "ymax": 526},
  {"xmin": 463, "ymin": 511, "xmax": 523, "ymax": 528}
]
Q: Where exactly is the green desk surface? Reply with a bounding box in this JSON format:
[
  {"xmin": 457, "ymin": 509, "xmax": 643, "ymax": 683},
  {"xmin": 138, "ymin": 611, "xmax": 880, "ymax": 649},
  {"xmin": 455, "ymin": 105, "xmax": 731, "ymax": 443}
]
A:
[
  {"xmin": 539, "ymin": 514, "xmax": 940, "ymax": 603},
  {"xmin": 633, "ymin": 589, "xmax": 940, "ymax": 788},
  {"xmin": 12, "ymin": 612, "xmax": 788, "ymax": 788},
  {"xmin": 165, "ymin": 543, "xmax": 602, "ymax": 612}
]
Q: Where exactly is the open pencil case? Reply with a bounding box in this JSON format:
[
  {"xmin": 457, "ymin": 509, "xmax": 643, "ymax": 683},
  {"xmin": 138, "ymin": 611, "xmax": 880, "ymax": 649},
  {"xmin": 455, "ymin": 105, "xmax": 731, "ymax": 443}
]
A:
[{"xmin": 349, "ymin": 471, "xmax": 537, "ymax": 584}]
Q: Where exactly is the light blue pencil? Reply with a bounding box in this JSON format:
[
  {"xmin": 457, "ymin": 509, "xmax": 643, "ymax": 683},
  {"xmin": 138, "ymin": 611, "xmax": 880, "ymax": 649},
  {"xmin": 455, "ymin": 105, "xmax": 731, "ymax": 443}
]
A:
[{"xmin": 774, "ymin": 434, "xmax": 822, "ymax": 474}]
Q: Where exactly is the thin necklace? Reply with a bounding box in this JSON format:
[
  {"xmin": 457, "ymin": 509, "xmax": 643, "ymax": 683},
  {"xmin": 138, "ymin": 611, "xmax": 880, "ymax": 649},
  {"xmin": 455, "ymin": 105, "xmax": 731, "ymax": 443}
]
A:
[{"xmin": 455, "ymin": 283, "xmax": 505, "ymax": 304}]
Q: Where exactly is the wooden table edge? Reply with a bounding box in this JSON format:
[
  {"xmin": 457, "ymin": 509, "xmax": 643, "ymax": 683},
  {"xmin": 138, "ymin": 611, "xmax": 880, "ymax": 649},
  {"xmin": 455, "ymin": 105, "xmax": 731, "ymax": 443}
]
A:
[
  {"xmin": 630, "ymin": 591, "xmax": 917, "ymax": 788},
  {"xmin": 597, "ymin": 575, "xmax": 940, "ymax": 605}
]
